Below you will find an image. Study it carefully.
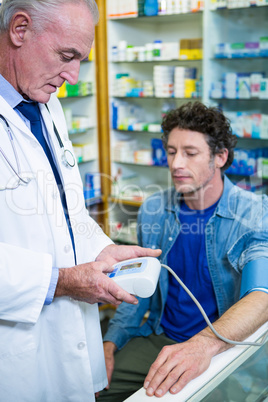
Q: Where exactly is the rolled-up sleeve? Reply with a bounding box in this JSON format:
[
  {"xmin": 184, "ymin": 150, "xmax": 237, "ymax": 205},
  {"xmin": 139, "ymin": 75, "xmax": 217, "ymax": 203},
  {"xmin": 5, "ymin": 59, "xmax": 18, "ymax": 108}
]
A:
[{"xmin": 240, "ymin": 258, "xmax": 268, "ymax": 298}]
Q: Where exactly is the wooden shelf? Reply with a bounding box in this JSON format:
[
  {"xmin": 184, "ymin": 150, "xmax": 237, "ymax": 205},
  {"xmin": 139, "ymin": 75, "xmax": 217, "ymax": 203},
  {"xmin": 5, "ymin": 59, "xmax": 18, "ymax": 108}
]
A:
[{"xmin": 110, "ymin": 197, "xmax": 143, "ymax": 207}]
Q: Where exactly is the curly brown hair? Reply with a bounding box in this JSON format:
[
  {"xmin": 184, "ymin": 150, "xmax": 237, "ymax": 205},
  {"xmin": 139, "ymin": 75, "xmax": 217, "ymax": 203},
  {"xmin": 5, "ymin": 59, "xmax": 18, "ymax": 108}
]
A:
[{"xmin": 161, "ymin": 101, "xmax": 237, "ymax": 172}]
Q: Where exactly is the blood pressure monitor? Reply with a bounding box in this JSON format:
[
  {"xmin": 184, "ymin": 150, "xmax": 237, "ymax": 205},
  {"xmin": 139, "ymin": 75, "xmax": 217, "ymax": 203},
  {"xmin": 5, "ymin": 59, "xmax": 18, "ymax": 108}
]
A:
[{"xmin": 107, "ymin": 257, "xmax": 161, "ymax": 298}]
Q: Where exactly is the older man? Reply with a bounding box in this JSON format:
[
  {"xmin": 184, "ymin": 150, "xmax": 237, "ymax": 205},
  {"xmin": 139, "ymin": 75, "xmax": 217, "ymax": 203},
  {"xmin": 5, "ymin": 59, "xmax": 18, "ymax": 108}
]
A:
[{"xmin": 0, "ymin": 1, "xmax": 160, "ymax": 400}]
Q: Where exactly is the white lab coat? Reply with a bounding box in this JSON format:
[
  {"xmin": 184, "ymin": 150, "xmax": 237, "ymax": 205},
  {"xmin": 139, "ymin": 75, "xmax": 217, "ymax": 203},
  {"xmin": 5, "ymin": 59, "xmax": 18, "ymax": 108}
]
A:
[{"xmin": 0, "ymin": 95, "xmax": 113, "ymax": 401}]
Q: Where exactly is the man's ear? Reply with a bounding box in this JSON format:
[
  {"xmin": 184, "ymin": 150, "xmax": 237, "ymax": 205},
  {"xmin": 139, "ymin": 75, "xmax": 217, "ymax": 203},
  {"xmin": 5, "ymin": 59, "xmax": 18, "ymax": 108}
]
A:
[
  {"xmin": 215, "ymin": 149, "xmax": 229, "ymax": 169},
  {"xmin": 9, "ymin": 12, "xmax": 31, "ymax": 47}
]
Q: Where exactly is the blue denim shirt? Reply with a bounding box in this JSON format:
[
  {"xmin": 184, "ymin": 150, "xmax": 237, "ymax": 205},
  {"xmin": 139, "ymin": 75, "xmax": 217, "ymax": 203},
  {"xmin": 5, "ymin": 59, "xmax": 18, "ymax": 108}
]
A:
[{"xmin": 104, "ymin": 177, "xmax": 268, "ymax": 349}]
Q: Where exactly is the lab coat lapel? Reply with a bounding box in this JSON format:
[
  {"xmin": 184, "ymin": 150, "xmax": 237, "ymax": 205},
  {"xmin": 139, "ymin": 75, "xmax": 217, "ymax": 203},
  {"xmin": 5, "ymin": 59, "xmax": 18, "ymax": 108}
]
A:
[
  {"xmin": 0, "ymin": 95, "xmax": 35, "ymax": 139},
  {"xmin": 38, "ymin": 100, "xmax": 67, "ymax": 180}
]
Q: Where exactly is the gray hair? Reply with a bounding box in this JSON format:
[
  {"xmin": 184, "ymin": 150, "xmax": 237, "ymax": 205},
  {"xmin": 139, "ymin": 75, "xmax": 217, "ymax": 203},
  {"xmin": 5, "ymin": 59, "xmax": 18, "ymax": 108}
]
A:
[{"xmin": 0, "ymin": 0, "xmax": 99, "ymax": 33}]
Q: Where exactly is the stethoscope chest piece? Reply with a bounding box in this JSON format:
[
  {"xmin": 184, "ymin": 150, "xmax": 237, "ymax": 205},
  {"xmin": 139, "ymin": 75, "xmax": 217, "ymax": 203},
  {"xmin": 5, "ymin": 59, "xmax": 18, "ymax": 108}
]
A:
[
  {"xmin": 62, "ymin": 149, "xmax": 76, "ymax": 168},
  {"xmin": 45, "ymin": 104, "xmax": 76, "ymax": 169}
]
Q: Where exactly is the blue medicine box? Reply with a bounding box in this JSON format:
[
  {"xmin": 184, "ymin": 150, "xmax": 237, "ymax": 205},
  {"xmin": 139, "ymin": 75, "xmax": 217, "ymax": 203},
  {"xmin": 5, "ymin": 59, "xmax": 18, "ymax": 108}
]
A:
[{"xmin": 151, "ymin": 138, "xmax": 168, "ymax": 167}]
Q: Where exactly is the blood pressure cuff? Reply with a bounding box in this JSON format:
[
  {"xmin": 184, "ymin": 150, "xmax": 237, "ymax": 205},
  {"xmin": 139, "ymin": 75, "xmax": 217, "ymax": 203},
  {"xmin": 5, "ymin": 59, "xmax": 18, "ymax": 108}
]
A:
[{"xmin": 240, "ymin": 258, "xmax": 268, "ymax": 298}]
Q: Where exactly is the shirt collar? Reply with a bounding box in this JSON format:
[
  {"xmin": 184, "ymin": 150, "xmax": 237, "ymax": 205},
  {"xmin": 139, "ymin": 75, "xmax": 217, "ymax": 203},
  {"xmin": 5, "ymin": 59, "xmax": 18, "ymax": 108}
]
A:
[
  {"xmin": 166, "ymin": 175, "xmax": 237, "ymax": 220},
  {"xmin": 0, "ymin": 74, "xmax": 25, "ymax": 108},
  {"xmin": 216, "ymin": 175, "xmax": 240, "ymax": 219}
]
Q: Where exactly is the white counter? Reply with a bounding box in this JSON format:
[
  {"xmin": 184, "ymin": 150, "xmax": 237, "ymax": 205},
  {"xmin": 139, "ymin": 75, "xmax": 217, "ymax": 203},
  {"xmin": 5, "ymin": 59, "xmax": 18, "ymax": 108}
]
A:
[{"xmin": 124, "ymin": 322, "xmax": 268, "ymax": 402}]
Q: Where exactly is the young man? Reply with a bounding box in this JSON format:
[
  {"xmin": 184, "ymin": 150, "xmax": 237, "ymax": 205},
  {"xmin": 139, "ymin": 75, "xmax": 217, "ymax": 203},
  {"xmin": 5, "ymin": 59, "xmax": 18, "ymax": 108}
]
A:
[
  {"xmin": 100, "ymin": 102, "xmax": 268, "ymax": 401},
  {"xmin": 0, "ymin": 1, "xmax": 160, "ymax": 400}
]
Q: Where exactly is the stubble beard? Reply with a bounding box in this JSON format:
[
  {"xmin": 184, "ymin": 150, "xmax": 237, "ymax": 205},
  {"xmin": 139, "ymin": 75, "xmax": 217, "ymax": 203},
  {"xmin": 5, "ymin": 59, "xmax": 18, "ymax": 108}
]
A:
[{"xmin": 175, "ymin": 158, "xmax": 216, "ymax": 203}]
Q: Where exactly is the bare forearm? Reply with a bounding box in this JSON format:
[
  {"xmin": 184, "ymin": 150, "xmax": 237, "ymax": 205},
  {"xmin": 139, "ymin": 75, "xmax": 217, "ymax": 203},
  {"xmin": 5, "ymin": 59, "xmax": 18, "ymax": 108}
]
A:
[
  {"xmin": 144, "ymin": 291, "xmax": 268, "ymax": 397},
  {"xmin": 103, "ymin": 341, "xmax": 117, "ymax": 355},
  {"xmin": 103, "ymin": 341, "xmax": 118, "ymax": 387},
  {"xmin": 196, "ymin": 291, "xmax": 268, "ymax": 354}
]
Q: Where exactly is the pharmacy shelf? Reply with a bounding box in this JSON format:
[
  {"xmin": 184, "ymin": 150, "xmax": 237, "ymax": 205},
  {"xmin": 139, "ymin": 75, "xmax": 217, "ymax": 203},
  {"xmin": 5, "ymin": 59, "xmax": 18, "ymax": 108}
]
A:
[
  {"xmin": 211, "ymin": 98, "xmax": 268, "ymax": 101},
  {"xmin": 212, "ymin": 56, "xmax": 268, "ymax": 60},
  {"xmin": 204, "ymin": 4, "xmax": 268, "ymax": 185},
  {"xmin": 85, "ymin": 196, "xmax": 103, "ymax": 208},
  {"xmin": 112, "ymin": 160, "xmax": 168, "ymax": 168},
  {"xmin": 107, "ymin": 5, "xmax": 204, "ymax": 237},
  {"xmin": 113, "ymin": 59, "xmax": 202, "ymax": 64},
  {"xmin": 236, "ymin": 137, "xmax": 268, "ymax": 142},
  {"xmin": 77, "ymin": 158, "xmax": 98, "ymax": 165},
  {"xmin": 211, "ymin": 5, "xmax": 268, "ymax": 11},
  {"xmin": 114, "ymin": 129, "xmax": 162, "ymax": 134},
  {"xmin": 227, "ymin": 173, "xmax": 268, "ymax": 179},
  {"xmin": 107, "ymin": 2, "xmax": 268, "ymax": 237},
  {"xmin": 58, "ymin": 95, "xmax": 93, "ymax": 99},
  {"xmin": 109, "ymin": 11, "xmax": 203, "ymax": 23},
  {"xmin": 113, "ymin": 96, "xmax": 201, "ymax": 100},
  {"xmin": 69, "ymin": 127, "xmax": 95, "ymax": 135},
  {"xmin": 203, "ymin": 3, "xmax": 268, "ymax": 102}
]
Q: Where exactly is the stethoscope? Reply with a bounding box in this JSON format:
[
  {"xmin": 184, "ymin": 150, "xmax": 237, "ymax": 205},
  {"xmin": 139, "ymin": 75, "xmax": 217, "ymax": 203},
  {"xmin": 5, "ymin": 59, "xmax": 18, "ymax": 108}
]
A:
[
  {"xmin": 0, "ymin": 107, "xmax": 76, "ymax": 190},
  {"xmin": 0, "ymin": 114, "xmax": 32, "ymax": 190},
  {"xmin": 45, "ymin": 104, "xmax": 76, "ymax": 169}
]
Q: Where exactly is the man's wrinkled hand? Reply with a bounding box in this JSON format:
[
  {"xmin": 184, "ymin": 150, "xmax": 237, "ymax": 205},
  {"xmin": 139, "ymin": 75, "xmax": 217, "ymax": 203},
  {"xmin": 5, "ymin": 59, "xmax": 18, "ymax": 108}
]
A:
[
  {"xmin": 55, "ymin": 261, "xmax": 138, "ymax": 306},
  {"xmin": 96, "ymin": 244, "xmax": 162, "ymax": 267},
  {"xmin": 144, "ymin": 335, "xmax": 216, "ymax": 397}
]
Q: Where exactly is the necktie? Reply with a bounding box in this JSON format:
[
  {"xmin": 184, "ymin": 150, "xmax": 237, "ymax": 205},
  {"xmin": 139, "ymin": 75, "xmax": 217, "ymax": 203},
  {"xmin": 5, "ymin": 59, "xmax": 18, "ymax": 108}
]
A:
[
  {"xmin": 16, "ymin": 101, "xmax": 61, "ymax": 182},
  {"xmin": 16, "ymin": 101, "xmax": 76, "ymax": 260}
]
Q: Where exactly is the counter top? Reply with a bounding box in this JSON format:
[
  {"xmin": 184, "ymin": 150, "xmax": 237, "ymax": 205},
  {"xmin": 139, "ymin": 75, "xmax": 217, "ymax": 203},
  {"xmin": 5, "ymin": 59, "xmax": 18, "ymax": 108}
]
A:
[{"xmin": 124, "ymin": 322, "xmax": 268, "ymax": 402}]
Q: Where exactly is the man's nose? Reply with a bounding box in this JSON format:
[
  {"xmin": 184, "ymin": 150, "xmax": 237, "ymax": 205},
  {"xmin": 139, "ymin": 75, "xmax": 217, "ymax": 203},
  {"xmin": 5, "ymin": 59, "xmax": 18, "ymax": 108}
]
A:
[
  {"xmin": 171, "ymin": 153, "xmax": 186, "ymax": 170},
  {"xmin": 60, "ymin": 60, "xmax": 81, "ymax": 86}
]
